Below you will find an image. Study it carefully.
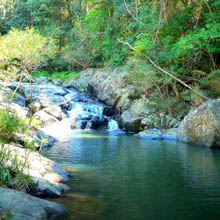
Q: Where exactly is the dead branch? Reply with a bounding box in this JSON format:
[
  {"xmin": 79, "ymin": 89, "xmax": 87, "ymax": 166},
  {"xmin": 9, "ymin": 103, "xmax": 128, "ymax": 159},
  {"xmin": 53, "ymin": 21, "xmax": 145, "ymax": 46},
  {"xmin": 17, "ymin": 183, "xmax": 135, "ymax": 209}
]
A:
[
  {"xmin": 123, "ymin": 0, "xmax": 144, "ymax": 25},
  {"xmin": 117, "ymin": 39, "xmax": 209, "ymax": 100}
]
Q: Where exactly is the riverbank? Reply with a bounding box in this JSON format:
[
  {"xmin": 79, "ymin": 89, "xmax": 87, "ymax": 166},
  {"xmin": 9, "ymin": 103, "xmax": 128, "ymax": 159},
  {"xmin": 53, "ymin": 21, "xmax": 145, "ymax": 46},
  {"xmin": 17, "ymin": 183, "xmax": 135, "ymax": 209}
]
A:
[
  {"xmin": 0, "ymin": 75, "xmax": 121, "ymax": 219},
  {"xmin": 0, "ymin": 77, "xmax": 71, "ymax": 219}
]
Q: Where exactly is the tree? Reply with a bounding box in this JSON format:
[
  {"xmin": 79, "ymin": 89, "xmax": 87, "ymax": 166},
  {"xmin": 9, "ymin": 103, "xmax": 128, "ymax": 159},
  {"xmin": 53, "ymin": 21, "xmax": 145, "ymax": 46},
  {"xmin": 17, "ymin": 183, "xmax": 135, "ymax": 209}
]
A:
[{"xmin": 0, "ymin": 28, "xmax": 57, "ymax": 76}]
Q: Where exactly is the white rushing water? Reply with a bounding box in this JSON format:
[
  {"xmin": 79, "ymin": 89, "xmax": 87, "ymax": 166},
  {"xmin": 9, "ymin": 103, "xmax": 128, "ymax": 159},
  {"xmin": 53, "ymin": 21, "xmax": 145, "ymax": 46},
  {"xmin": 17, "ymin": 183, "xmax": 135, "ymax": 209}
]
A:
[{"xmin": 42, "ymin": 88, "xmax": 119, "ymax": 137}]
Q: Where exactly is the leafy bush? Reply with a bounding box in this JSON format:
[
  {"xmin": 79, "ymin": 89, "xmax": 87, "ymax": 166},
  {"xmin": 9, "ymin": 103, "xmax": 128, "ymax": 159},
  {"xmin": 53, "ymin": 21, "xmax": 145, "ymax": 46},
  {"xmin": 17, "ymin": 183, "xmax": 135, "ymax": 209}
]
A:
[
  {"xmin": 0, "ymin": 108, "xmax": 31, "ymax": 191},
  {"xmin": 0, "ymin": 143, "xmax": 30, "ymax": 191},
  {"xmin": 33, "ymin": 70, "xmax": 80, "ymax": 81},
  {"xmin": 61, "ymin": 29, "xmax": 98, "ymax": 69},
  {"xmin": 0, "ymin": 108, "xmax": 27, "ymax": 143},
  {"xmin": 0, "ymin": 208, "xmax": 11, "ymax": 220}
]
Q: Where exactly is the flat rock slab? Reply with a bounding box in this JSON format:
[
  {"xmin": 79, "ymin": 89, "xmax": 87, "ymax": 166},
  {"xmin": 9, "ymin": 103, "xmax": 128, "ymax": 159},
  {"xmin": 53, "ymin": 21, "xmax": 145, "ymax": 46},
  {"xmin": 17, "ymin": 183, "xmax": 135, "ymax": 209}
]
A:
[
  {"xmin": 135, "ymin": 128, "xmax": 177, "ymax": 141},
  {"xmin": 2, "ymin": 144, "xmax": 68, "ymax": 183},
  {"xmin": 135, "ymin": 128, "xmax": 163, "ymax": 140},
  {"xmin": 0, "ymin": 187, "xmax": 66, "ymax": 220}
]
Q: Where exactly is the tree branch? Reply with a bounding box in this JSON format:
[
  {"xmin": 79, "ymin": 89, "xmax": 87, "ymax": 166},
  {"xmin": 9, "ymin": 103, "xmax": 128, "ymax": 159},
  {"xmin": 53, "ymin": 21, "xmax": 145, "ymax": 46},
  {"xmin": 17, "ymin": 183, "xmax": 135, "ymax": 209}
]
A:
[
  {"xmin": 123, "ymin": 0, "xmax": 144, "ymax": 25},
  {"xmin": 117, "ymin": 39, "xmax": 209, "ymax": 100}
]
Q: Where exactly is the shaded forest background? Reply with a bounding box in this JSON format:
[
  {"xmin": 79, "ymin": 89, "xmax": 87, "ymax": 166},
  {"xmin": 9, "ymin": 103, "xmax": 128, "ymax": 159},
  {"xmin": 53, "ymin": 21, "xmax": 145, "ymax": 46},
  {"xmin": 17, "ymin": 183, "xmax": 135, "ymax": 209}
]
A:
[{"xmin": 0, "ymin": 0, "xmax": 220, "ymax": 108}]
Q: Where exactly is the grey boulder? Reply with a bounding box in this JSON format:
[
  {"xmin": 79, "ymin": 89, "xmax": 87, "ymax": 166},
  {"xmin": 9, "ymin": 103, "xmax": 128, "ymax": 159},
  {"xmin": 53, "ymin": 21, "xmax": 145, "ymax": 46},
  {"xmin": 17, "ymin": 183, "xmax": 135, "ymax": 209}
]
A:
[
  {"xmin": 0, "ymin": 187, "xmax": 65, "ymax": 220},
  {"xmin": 177, "ymin": 99, "xmax": 220, "ymax": 147}
]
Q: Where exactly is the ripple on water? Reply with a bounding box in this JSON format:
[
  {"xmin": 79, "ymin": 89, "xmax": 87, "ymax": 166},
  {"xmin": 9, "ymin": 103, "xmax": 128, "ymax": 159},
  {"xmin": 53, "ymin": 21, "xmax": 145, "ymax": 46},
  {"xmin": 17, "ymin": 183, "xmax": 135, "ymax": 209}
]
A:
[{"xmin": 41, "ymin": 131, "xmax": 220, "ymax": 220}]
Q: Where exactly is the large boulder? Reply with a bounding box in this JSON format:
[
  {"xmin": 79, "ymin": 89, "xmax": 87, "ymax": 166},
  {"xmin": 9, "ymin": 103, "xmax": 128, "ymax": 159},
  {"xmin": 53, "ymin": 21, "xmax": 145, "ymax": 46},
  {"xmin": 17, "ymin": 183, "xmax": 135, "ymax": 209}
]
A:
[
  {"xmin": 0, "ymin": 187, "xmax": 65, "ymax": 220},
  {"xmin": 177, "ymin": 99, "xmax": 220, "ymax": 147},
  {"xmin": 121, "ymin": 111, "xmax": 142, "ymax": 132}
]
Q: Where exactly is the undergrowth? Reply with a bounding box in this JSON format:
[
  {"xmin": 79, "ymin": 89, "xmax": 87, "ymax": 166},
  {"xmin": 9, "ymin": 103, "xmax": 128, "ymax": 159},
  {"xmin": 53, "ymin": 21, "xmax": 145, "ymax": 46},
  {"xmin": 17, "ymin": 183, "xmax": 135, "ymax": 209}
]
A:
[
  {"xmin": 33, "ymin": 70, "xmax": 80, "ymax": 82},
  {"xmin": 0, "ymin": 108, "xmax": 31, "ymax": 192}
]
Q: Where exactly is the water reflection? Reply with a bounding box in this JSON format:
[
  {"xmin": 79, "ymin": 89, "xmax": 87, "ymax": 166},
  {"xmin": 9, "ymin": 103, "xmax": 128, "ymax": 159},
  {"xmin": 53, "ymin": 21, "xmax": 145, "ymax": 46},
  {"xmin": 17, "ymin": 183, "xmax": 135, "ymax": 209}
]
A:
[{"xmin": 42, "ymin": 131, "xmax": 220, "ymax": 220}]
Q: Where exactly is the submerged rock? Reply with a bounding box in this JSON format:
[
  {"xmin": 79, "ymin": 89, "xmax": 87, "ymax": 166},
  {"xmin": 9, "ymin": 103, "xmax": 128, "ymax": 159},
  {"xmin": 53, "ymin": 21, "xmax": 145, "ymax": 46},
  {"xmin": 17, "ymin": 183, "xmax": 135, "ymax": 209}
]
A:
[
  {"xmin": 177, "ymin": 99, "xmax": 220, "ymax": 148},
  {"xmin": 0, "ymin": 187, "xmax": 66, "ymax": 220}
]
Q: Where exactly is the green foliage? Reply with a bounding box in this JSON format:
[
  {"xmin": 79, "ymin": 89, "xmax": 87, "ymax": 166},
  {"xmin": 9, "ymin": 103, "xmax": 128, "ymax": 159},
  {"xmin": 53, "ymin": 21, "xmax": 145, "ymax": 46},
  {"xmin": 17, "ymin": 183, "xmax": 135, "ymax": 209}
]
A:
[
  {"xmin": 134, "ymin": 33, "xmax": 155, "ymax": 55},
  {"xmin": 0, "ymin": 108, "xmax": 31, "ymax": 192},
  {"xmin": 0, "ymin": 143, "xmax": 31, "ymax": 191},
  {"xmin": 0, "ymin": 28, "xmax": 57, "ymax": 73},
  {"xmin": 0, "ymin": 0, "xmax": 220, "ymax": 106},
  {"xmin": 0, "ymin": 108, "xmax": 27, "ymax": 143},
  {"xmin": 0, "ymin": 208, "xmax": 11, "ymax": 220},
  {"xmin": 33, "ymin": 70, "xmax": 79, "ymax": 81},
  {"xmin": 201, "ymin": 69, "xmax": 220, "ymax": 96}
]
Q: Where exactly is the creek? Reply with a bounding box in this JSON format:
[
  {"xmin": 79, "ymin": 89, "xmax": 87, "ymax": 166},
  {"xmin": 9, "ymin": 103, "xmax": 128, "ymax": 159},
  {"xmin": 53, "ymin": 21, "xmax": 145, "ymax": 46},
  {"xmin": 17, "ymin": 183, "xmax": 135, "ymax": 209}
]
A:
[{"xmin": 41, "ymin": 88, "xmax": 220, "ymax": 220}]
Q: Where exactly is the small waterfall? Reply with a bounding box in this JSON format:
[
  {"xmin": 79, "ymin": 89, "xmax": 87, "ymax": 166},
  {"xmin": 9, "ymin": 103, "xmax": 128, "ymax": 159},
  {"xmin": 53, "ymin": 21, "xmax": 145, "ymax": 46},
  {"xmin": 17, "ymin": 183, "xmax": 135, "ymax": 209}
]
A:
[
  {"xmin": 108, "ymin": 119, "xmax": 119, "ymax": 131},
  {"xmin": 64, "ymin": 89, "xmax": 119, "ymax": 131}
]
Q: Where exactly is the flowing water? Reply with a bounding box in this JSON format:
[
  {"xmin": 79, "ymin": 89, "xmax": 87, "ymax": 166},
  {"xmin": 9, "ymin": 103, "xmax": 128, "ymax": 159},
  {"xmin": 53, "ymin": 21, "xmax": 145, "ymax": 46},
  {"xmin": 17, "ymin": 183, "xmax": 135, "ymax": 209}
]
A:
[{"xmin": 41, "ymin": 88, "xmax": 220, "ymax": 220}]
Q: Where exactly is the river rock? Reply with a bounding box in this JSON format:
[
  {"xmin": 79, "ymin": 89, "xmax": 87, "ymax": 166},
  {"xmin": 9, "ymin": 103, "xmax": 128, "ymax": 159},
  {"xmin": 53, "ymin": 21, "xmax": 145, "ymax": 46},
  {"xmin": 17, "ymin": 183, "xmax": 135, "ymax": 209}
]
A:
[
  {"xmin": 0, "ymin": 102, "xmax": 29, "ymax": 118},
  {"xmin": 0, "ymin": 87, "xmax": 26, "ymax": 107},
  {"xmin": 60, "ymin": 101, "xmax": 72, "ymax": 111},
  {"xmin": 64, "ymin": 68, "xmax": 97, "ymax": 89},
  {"xmin": 162, "ymin": 128, "xmax": 177, "ymax": 141},
  {"xmin": 1, "ymin": 144, "xmax": 68, "ymax": 183},
  {"xmin": 121, "ymin": 111, "xmax": 142, "ymax": 132},
  {"xmin": 30, "ymin": 177, "xmax": 65, "ymax": 198},
  {"xmin": 2, "ymin": 81, "xmax": 68, "ymax": 109},
  {"xmin": 33, "ymin": 76, "xmax": 53, "ymax": 85},
  {"xmin": 135, "ymin": 128, "xmax": 163, "ymax": 140},
  {"xmin": 34, "ymin": 128, "xmax": 56, "ymax": 148},
  {"xmin": 141, "ymin": 115, "xmax": 161, "ymax": 129},
  {"xmin": 34, "ymin": 110, "xmax": 58, "ymax": 127},
  {"xmin": 135, "ymin": 128, "xmax": 177, "ymax": 141},
  {"xmin": 13, "ymin": 128, "xmax": 56, "ymax": 150},
  {"xmin": 43, "ymin": 106, "xmax": 68, "ymax": 121},
  {"xmin": 0, "ymin": 187, "xmax": 66, "ymax": 220},
  {"xmin": 177, "ymin": 99, "xmax": 220, "ymax": 147}
]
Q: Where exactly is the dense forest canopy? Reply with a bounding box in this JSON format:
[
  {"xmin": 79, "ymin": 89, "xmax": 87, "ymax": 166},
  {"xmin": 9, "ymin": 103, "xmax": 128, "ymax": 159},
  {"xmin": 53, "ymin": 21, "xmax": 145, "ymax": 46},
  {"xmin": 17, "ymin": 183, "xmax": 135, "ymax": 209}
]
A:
[{"xmin": 0, "ymin": 0, "xmax": 220, "ymax": 104}]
